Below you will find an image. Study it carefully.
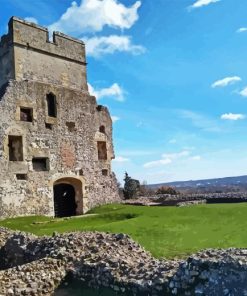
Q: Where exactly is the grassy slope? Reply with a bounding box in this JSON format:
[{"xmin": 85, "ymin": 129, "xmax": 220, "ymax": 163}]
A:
[{"xmin": 0, "ymin": 203, "xmax": 247, "ymax": 259}]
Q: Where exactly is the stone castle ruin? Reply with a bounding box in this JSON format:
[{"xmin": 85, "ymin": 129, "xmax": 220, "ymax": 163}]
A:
[{"xmin": 0, "ymin": 17, "xmax": 120, "ymax": 218}]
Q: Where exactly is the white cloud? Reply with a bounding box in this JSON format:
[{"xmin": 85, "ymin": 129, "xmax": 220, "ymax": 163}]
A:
[
  {"xmin": 237, "ymin": 27, "xmax": 247, "ymax": 33},
  {"xmin": 178, "ymin": 109, "xmax": 221, "ymax": 133},
  {"xmin": 113, "ymin": 156, "xmax": 130, "ymax": 162},
  {"xmin": 211, "ymin": 76, "xmax": 241, "ymax": 88},
  {"xmin": 24, "ymin": 17, "xmax": 38, "ymax": 24},
  {"xmin": 221, "ymin": 113, "xmax": 245, "ymax": 121},
  {"xmin": 143, "ymin": 150, "xmax": 192, "ymax": 168},
  {"xmin": 49, "ymin": 0, "xmax": 141, "ymax": 34},
  {"xmin": 88, "ymin": 83, "xmax": 125, "ymax": 101},
  {"xmin": 162, "ymin": 150, "xmax": 190, "ymax": 160},
  {"xmin": 189, "ymin": 0, "xmax": 220, "ymax": 9},
  {"xmin": 143, "ymin": 158, "xmax": 172, "ymax": 168},
  {"xmin": 111, "ymin": 116, "xmax": 120, "ymax": 123},
  {"xmin": 84, "ymin": 35, "xmax": 145, "ymax": 57},
  {"xmin": 190, "ymin": 155, "xmax": 201, "ymax": 161},
  {"xmin": 239, "ymin": 87, "xmax": 247, "ymax": 97}
]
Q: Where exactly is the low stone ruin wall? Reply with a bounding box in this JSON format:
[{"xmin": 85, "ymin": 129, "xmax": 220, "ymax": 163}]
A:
[
  {"xmin": 0, "ymin": 227, "xmax": 247, "ymax": 295},
  {"xmin": 176, "ymin": 199, "xmax": 206, "ymax": 207},
  {"xmin": 123, "ymin": 192, "xmax": 247, "ymax": 207}
]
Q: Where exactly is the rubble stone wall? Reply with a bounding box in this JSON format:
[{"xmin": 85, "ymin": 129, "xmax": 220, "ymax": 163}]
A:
[{"xmin": 0, "ymin": 228, "xmax": 247, "ymax": 296}]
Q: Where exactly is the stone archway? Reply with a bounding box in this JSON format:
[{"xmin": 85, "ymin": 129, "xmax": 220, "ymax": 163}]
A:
[{"xmin": 53, "ymin": 177, "xmax": 83, "ymax": 217}]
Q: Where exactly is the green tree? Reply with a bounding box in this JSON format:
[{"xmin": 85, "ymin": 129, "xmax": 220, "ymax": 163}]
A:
[
  {"xmin": 156, "ymin": 186, "xmax": 178, "ymax": 195},
  {"xmin": 123, "ymin": 172, "xmax": 140, "ymax": 199}
]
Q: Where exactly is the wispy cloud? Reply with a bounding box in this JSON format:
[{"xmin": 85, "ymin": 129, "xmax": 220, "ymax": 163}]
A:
[
  {"xmin": 84, "ymin": 35, "xmax": 145, "ymax": 58},
  {"xmin": 143, "ymin": 150, "xmax": 198, "ymax": 168},
  {"xmin": 49, "ymin": 0, "xmax": 141, "ymax": 34},
  {"xmin": 143, "ymin": 158, "xmax": 172, "ymax": 168},
  {"xmin": 88, "ymin": 83, "xmax": 125, "ymax": 102},
  {"xmin": 190, "ymin": 155, "xmax": 201, "ymax": 161},
  {"xmin": 178, "ymin": 110, "xmax": 221, "ymax": 133},
  {"xmin": 221, "ymin": 113, "xmax": 245, "ymax": 120},
  {"xmin": 211, "ymin": 76, "xmax": 241, "ymax": 88},
  {"xmin": 113, "ymin": 156, "xmax": 130, "ymax": 162},
  {"xmin": 189, "ymin": 0, "xmax": 220, "ymax": 10},
  {"xmin": 162, "ymin": 150, "xmax": 190, "ymax": 159},
  {"xmin": 239, "ymin": 87, "xmax": 247, "ymax": 97},
  {"xmin": 237, "ymin": 27, "xmax": 247, "ymax": 33},
  {"xmin": 111, "ymin": 116, "xmax": 120, "ymax": 123}
]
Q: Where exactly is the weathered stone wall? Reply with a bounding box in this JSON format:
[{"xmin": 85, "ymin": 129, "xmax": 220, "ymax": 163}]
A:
[
  {"xmin": 0, "ymin": 17, "xmax": 120, "ymax": 218},
  {"xmin": 0, "ymin": 80, "xmax": 120, "ymax": 217}
]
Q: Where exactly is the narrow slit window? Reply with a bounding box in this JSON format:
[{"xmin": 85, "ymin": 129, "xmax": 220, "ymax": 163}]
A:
[
  {"xmin": 46, "ymin": 93, "xmax": 57, "ymax": 118},
  {"xmin": 20, "ymin": 107, "xmax": 33, "ymax": 122},
  {"xmin": 8, "ymin": 136, "xmax": 23, "ymax": 161},
  {"xmin": 32, "ymin": 158, "xmax": 49, "ymax": 171},
  {"xmin": 97, "ymin": 141, "xmax": 107, "ymax": 160}
]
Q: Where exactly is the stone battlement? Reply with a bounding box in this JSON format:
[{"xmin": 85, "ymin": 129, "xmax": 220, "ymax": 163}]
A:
[
  {"xmin": 0, "ymin": 17, "xmax": 87, "ymax": 90},
  {"xmin": 0, "ymin": 17, "xmax": 86, "ymax": 64}
]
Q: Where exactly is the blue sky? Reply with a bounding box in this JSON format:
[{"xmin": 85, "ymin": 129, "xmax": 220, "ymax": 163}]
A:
[{"xmin": 1, "ymin": 0, "xmax": 247, "ymax": 184}]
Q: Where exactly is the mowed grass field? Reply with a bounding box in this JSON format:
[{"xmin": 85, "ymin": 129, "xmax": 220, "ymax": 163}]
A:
[{"xmin": 1, "ymin": 203, "xmax": 247, "ymax": 259}]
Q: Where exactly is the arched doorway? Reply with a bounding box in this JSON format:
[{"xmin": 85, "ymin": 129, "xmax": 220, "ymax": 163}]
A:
[
  {"xmin": 54, "ymin": 183, "xmax": 77, "ymax": 217},
  {"xmin": 53, "ymin": 177, "xmax": 84, "ymax": 217}
]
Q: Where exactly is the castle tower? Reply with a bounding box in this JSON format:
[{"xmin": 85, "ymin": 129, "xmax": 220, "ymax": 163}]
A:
[{"xmin": 0, "ymin": 17, "xmax": 120, "ymax": 217}]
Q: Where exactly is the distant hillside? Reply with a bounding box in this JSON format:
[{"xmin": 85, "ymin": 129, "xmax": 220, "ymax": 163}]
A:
[{"xmin": 149, "ymin": 175, "xmax": 247, "ymax": 192}]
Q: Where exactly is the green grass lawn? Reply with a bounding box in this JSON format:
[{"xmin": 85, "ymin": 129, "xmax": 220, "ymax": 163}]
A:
[{"xmin": 1, "ymin": 203, "xmax": 247, "ymax": 259}]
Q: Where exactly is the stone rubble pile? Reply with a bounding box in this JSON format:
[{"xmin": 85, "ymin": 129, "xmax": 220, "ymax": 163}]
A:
[{"xmin": 0, "ymin": 227, "xmax": 247, "ymax": 295}]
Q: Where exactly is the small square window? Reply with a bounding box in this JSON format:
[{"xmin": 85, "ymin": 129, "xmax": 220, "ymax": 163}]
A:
[
  {"xmin": 32, "ymin": 158, "xmax": 49, "ymax": 171},
  {"xmin": 45, "ymin": 123, "xmax": 52, "ymax": 130},
  {"xmin": 20, "ymin": 108, "xmax": 33, "ymax": 122},
  {"xmin": 66, "ymin": 122, "xmax": 75, "ymax": 132}
]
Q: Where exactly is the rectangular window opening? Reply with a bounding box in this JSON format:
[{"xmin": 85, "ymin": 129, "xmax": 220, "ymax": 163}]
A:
[
  {"xmin": 45, "ymin": 123, "xmax": 53, "ymax": 130},
  {"xmin": 46, "ymin": 93, "xmax": 57, "ymax": 118},
  {"xmin": 66, "ymin": 122, "xmax": 76, "ymax": 132},
  {"xmin": 8, "ymin": 136, "xmax": 23, "ymax": 161},
  {"xmin": 16, "ymin": 174, "xmax": 27, "ymax": 180},
  {"xmin": 97, "ymin": 141, "xmax": 107, "ymax": 160},
  {"xmin": 102, "ymin": 169, "xmax": 108, "ymax": 176},
  {"xmin": 20, "ymin": 107, "xmax": 33, "ymax": 122},
  {"xmin": 32, "ymin": 157, "xmax": 49, "ymax": 171}
]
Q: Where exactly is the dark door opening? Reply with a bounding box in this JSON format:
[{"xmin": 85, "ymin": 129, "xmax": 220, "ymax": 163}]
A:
[{"xmin": 54, "ymin": 183, "xmax": 77, "ymax": 217}]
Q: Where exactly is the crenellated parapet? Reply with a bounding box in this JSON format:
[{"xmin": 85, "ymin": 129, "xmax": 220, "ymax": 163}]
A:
[{"xmin": 0, "ymin": 17, "xmax": 88, "ymax": 90}]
